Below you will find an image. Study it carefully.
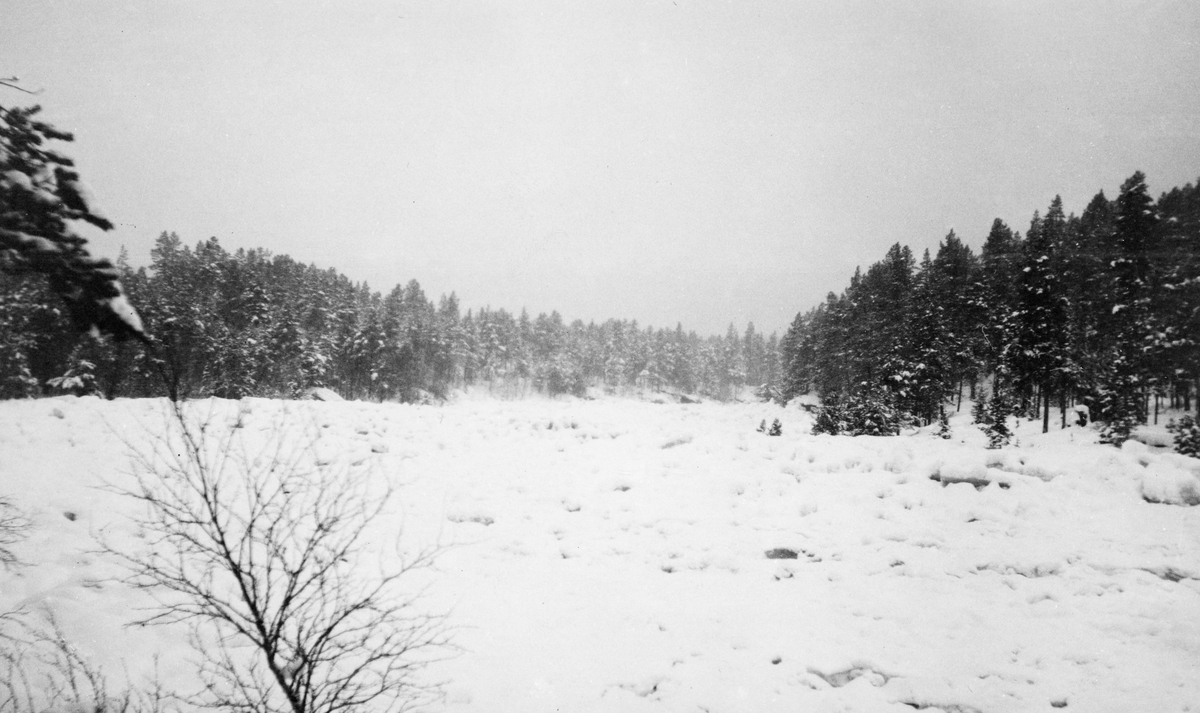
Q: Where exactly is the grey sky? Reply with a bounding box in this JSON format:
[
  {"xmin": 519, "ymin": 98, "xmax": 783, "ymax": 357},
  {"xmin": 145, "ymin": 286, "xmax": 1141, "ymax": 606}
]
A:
[{"xmin": 3, "ymin": 0, "xmax": 1198, "ymax": 336}]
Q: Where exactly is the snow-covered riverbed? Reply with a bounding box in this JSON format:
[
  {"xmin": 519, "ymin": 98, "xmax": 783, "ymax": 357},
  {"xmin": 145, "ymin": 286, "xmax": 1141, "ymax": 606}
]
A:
[{"xmin": 1, "ymin": 395, "xmax": 1197, "ymax": 712}]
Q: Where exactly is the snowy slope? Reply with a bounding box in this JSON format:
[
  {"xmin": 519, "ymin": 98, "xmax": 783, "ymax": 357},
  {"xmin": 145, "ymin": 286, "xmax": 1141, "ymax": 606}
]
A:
[{"xmin": 1, "ymin": 396, "xmax": 1198, "ymax": 713}]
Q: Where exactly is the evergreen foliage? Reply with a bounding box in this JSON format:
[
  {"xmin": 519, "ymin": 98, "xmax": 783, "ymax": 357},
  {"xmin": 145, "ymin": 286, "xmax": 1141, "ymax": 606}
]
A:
[
  {"xmin": 810, "ymin": 386, "xmax": 909, "ymax": 437},
  {"xmin": 1, "ymin": 230, "xmax": 782, "ymax": 401},
  {"xmin": 0, "ymin": 102, "xmax": 785, "ymax": 402},
  {"xmin": 0, "ymin": 103, "xmax": 144, "ymax": 341},
  {"xmin": 1166, "ymin": 415, "xmax": 1200, "ymax": 458},
  {"xmin": 936, "ymin": 410, "xmax": 951, "ymax": 440},
  {"xmin": 971, "ymin": 393, "xmax": 990, "ymax": 426},
  {"xmin": 985, "ymin": 383, "xmax": 1014, "ymax": 449},
  {"xmin": 843, "ymin": 386, "xmax": 909, "ymax": 436},
  {"xmin": 811, "ymin": 397, "xmax": 845, "ymax": 436},
  {"xmin": 783, "ymin": 172, "xmax": 1200, "ymax": 445}
]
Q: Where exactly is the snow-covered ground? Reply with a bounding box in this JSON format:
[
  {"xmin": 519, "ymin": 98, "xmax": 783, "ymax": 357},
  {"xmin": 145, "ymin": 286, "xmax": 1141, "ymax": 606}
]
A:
[{"xmin": 1, "ymin": 395, "xmax": 1198, "ymax": 712}]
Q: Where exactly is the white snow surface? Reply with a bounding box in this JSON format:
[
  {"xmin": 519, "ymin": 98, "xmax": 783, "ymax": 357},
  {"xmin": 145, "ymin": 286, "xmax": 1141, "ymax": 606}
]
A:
[{"xmin": 1, "ymin": 396, "xmax": 1198, "ymax": 712}]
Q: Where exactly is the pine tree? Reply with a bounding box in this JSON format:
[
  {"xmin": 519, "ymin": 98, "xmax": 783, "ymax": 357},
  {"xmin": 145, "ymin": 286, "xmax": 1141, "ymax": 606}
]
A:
[
  {"xmin": 0, "ymin": 270, "xmax": 69, "ymax": 396},
  {"xmin": 1010, "ymin": 200, "xmax": 1070, "ymax": 432},
  {"xmin": 0, "ymin": 103, "xmax": 144, "ymax": 340},
  {"xmin": 135, "ymin": 233, "xmax": 209, "ymax": 399},
  {"xmin": 779, "ymin": 173, "xmax": 1194, "ymax": 444},
  {"xmin": 980, "ymin": 219, "xmax": 1021, "ymax": 375},
  {"xmin": 985, "ymin": 382, "xmax": 1013, "ymax": 449},
  {"xmin": 1154, "ymin": 180, "xmax": 1200, "ymax": 415},
  {"xmin": 931, "ymin": 231, "xmax": 985, "ymax": 402},
  {"xmin": 907, "ymin": 248, "xmax": 953, "ymax": 423}
]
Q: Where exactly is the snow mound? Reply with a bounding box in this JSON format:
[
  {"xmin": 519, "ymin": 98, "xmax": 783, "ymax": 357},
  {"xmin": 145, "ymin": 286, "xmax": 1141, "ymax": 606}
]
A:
[
  {"xmin": 931, "ymin": 455, "xmax": 989, "ymax": 487},
  {"xmin": 1140, "ymin": 462, "xmax": 1200, "ymax": 506},
  {"xmin": 303, "ymin": 387, "xmax": 344, "ymax": 402},
  {"xmin": 1132, "ymin": 425, "xmax": 1176, "ymax": 449}
]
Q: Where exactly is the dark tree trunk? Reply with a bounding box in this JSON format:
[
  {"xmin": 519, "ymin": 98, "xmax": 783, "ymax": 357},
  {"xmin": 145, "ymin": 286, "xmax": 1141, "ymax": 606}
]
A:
[{"xmin": 1042, "ymin": 385, "xmax": 1050, "ymax": 434}]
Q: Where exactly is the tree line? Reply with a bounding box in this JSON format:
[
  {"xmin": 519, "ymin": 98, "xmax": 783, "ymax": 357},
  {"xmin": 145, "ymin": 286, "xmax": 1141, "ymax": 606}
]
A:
[
  {"xmin": 781, "ymin": 172, "xmax": 1200, "ymax": 443},
  {"xmin": 1, "ymin": 230, "xmax": 781, "ymax": 402},
  {"xmin": 2, "ymin": 98, "xmax": 781, "ymax": 404},
  {"xmin": 6, "ymin": 95, "xmax": 1197, "ymax": 434}
]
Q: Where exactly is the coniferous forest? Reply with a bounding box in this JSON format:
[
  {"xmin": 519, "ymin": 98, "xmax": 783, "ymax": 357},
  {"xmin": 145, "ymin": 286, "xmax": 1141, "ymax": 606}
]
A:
[
  {"xmin": 5, "ymin": 167, "xmax": 1200, "ymax": 451},
  {"xmin": 780, "ymin": 172, "xmax": 1200, "ymax": 444},
  {"xmin": 0, "ymin": 99, "xmax": 779, "ymax": 405},
  {"xmin": 3, "ymin": 99, "xmax": 1198, "ymax": 448},
  {"xmin": 1, "ymin": 230, "xmax": 781, "ymax": 403}
]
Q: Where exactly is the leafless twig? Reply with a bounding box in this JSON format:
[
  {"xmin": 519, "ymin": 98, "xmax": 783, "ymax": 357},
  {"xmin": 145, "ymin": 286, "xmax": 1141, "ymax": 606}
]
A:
[
  {"xmin": 0, "ymin": 77, "xmax": 42, "ymax": 95},
  {"xmin": 107, "ymin": 401, "xmax": 453, "ymax": 713},
  {"xmin": 0, "ymin": 497, "xmax": 30, "ymax": 571},
  {"xmin": 0, "ymin": 607, "xmax": 173, "ymax": 713}
]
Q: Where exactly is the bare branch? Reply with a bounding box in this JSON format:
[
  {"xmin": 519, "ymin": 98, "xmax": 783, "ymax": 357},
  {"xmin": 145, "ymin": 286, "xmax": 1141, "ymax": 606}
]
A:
[
  {"xmin": 106, "ymin": 401, "xmax": 454, "ymax": 713},
  {"xmin": 0, "ymin": 497, "xmax": 30, "ymax": 570},
  {"xmin": 0, "ymin": 77, "xmax": 42, "ymax": 95},
  {"xmin": 0, "ymin": 607, "xmax": 177, "ymax": 713}
]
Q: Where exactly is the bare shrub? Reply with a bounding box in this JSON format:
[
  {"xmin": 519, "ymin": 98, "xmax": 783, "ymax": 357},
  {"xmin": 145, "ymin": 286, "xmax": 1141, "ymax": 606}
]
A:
[
  {"xmin": 110, "ymin": 402, "xmax": 451, "ymax": 713},
  {"xmin": 0, "ymin": 497, "xmax": 30, "ymax": 570},
  {"xmin": 0, "ymin": 608, "xmax": 171, "ymax": 713}
]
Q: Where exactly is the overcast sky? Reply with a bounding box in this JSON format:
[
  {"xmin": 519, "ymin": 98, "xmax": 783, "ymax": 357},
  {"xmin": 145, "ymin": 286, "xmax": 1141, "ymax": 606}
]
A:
[{"xmin": 3, "ymin": 1, "xmax": 1198, "ymax": 336}]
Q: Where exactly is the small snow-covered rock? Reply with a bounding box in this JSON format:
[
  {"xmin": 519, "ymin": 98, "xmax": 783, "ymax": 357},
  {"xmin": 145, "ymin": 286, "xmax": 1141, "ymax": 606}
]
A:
[{"xmin": 303, "ymin": 387, "xmax": 344, "ymax": 402}]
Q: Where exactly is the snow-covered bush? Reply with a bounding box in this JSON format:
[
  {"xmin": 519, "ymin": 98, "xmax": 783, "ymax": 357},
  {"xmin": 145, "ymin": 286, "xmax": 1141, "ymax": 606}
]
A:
[
  {"xmin": 755, "ymin": 383, "xmax": 784, "ymax": 405},
  {"xmin": 536, "ymin": 355, "xmax": 587, "ymax": 398},
  {"xmin": 811, "ymin": 398, "xmax": 845, "ymax": 435},
  {"xmin": 812, "ymin": 388, "xmax": 909, "ymax": 437},
  {"xmin": 1094, "ymin": 367, "xmax": 1144, "ymax": 446},
  {"xmin": 46, "ymin": 358, "xmax": 97, "ymax": 395},
  {"xmin": 1167, "ymin": 415, "xmax": 1200, "ymax": 458},
  {"xmin": 936, "ymin": 411, "xmax": 952, "ymax": 439},
  {"xmin": 971, "ymin": 394, "xmax": 990, "ymax": 425},
  {"xmin": 844, "ymin": 387, "xmax": 908, "ymax": 436},
  {"xmin": 983, "ymin": 387, "xmax": 1013, "ymax": 449},
  {"xmin": 768, "ymin": 419, "xmax": 782, "ymax": 436}
]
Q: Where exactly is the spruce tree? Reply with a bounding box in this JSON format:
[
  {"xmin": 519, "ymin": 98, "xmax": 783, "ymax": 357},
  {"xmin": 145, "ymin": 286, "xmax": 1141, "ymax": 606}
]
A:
[
  {"xmin": 1011, "ymin": 200, "xmax": 1070, "ymax": 432},
  {"xmin": 1096, "ymin": 172, "xmax": 1159, "ymax": 441},
  {"xmin": 907, "ymin": 249, "xmax": 952, "ymax": 423},
  {"xmin": 1154, "ymin": 180, "xmax": 1200, "ymax": 415},
  {"xmin": 0, "ymin": 103, "xmax": 144, "ymax": 341},
  {"xmin": 980, "ymin": 219, "xmax": 1021, "ymax": 376}
]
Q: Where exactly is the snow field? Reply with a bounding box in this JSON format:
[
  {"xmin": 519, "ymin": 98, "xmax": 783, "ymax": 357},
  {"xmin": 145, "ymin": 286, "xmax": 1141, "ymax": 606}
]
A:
[{"xmin": 0, "ymin": 396, "xmax": 1198, "ymax": 712}]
